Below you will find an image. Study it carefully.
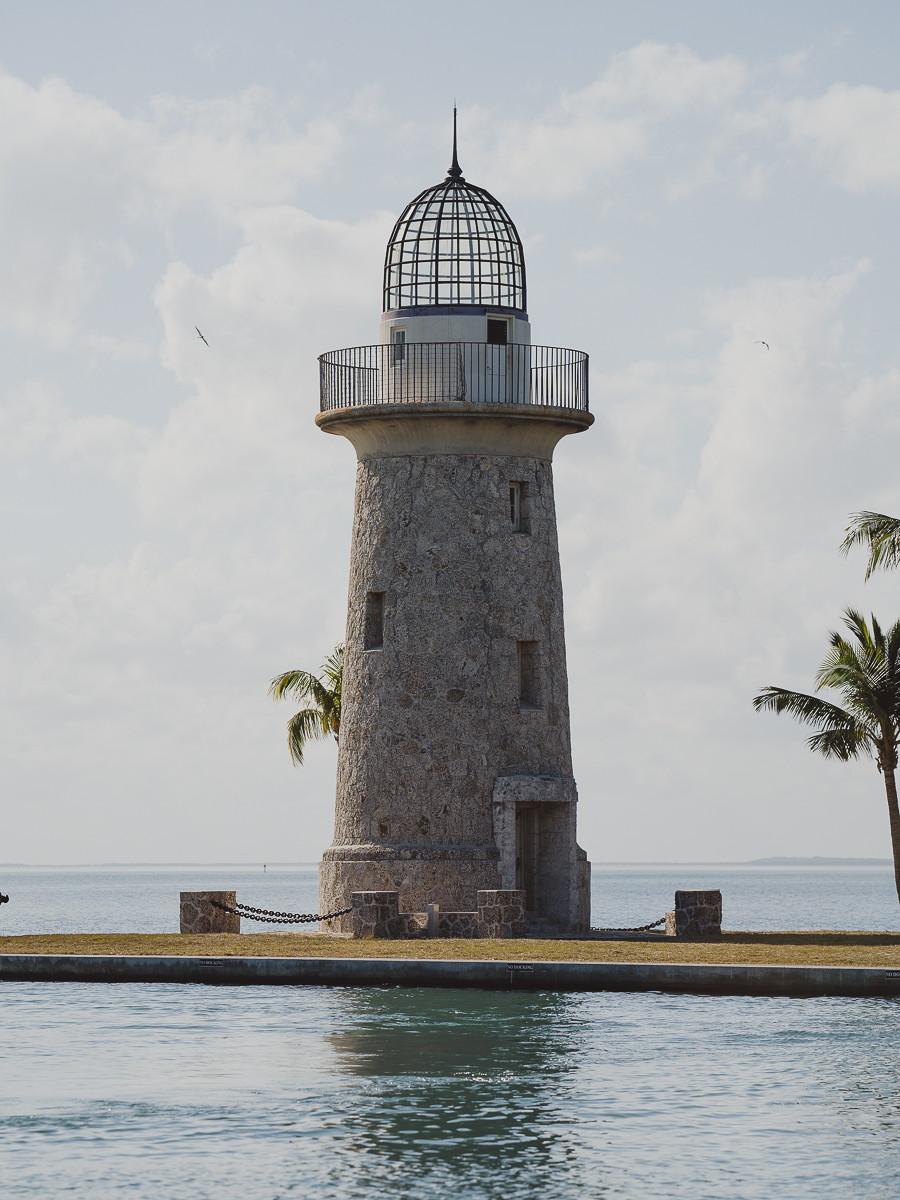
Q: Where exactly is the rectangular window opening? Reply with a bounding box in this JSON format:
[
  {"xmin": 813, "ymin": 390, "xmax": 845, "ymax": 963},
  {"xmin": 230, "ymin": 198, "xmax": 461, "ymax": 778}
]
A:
[
  {"xmin": 391, "ymin": 327, "xmax": 406, "ymax": 364},
  {"xmin": 509, "ymin": 481, "xmax": 528, "ymax": 532},
  {"xmin": 509, "ymin": 482, "xmax": 520, "ymax": 531},
  {"xmin": 517, "ymin": 640, "xmax": 540, "ymax": 709},
  {"xmin": 487, "ymin": 318, "xmax": 508, "ymax": 346},
  {"xmin": 364, "ymin": 591, "xmax": 385, "ymax": 651}
]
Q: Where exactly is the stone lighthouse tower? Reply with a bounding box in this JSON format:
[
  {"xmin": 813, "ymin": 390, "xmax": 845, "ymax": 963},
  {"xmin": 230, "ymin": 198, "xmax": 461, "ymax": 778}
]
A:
[{"xmin": 317, "ymin": 120, "xmax": 593, "ymax": 934}]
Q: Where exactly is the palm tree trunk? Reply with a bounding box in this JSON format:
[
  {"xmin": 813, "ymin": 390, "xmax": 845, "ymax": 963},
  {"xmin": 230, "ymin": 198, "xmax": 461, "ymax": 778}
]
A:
[{"xmin": 883, "ymin": 767, "xmax": 900, "ymax": 907}]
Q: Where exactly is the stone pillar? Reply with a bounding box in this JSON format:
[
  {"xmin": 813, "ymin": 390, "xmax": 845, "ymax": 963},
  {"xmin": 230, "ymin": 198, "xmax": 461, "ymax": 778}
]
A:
[
  {"xmin": 673, "ymin": 890, "xmax": 722, "ymax": 937},
  {"xmin": 477, "ymin": 889, "xmax": 527, "ymax": 938},
  {"xmin": 351, "ymin": 890, "xmax": 400, "ymax": 939},
  {"xmin": 179, "ymin": 891, "xmax": 240, "ymax": 934}
]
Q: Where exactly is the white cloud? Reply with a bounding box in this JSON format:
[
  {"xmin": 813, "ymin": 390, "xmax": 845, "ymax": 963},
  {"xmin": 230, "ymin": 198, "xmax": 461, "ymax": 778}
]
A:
[
  {"xmin": 785, "ymin": 82, "xmax": 900, "ymax": 193},
  {"xmin": 0, "ymin": 378, "xmax": 151, "ymax": 482},
  {"xmin": 561, "ymin": 261, "xmax": 898, "ymax": 858},
  {"xmin": 3, "ymin": 43, "xmax": 900, "ymax": 865},
  {"xmin": 464, "ymin": 42, "xmax": 747, "ymax": 198},
  {"xmin": 0, "ymin": 70, "xmax": 353, "ymax": 347},
  {"xmin": 136, "ymin": 204, "xmax": 391, "ymax": 526}
]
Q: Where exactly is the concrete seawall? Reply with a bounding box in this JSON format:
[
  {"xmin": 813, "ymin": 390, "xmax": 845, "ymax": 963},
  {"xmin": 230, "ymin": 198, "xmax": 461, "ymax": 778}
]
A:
[{"xmin": 3, "ymin": 954, "xmax": 900, "ymax": 996}]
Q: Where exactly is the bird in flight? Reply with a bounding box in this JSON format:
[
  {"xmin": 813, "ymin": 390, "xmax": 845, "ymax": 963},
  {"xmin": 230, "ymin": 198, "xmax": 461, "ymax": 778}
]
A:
[
  {"xmin": 195, "ymin": 326, "xmax": 209, "ymax": 346},
  {"xmin": 755, "ymin": 340, "xmax": 769, "ymax": 350}
]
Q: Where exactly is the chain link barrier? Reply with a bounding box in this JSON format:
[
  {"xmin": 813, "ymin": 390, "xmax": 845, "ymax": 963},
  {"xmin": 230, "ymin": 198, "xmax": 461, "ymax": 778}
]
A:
[
  {"xmin": 591, "ymin": 916, "xmax": 666, "ymax": 933},
  {"xmin": 210, "ymin": 899, "xmax": 353, "ymax": 926}
]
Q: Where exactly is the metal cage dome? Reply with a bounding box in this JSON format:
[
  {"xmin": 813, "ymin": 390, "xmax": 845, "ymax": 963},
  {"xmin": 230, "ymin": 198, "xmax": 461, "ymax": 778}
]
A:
[{"xmin": 383, "ymin": 116, "xmax": 526, "ymax": 315}]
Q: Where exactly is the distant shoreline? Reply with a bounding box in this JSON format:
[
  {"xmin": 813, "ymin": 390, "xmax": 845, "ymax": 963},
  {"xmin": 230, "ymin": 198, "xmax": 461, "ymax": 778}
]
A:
[
  {"xmin": 0, "ymin": 858, "xmax": 893, "ymax": 869},
  {"xmin": 598, "ymin": 857, "xmax": 893, "ymax": 867}
]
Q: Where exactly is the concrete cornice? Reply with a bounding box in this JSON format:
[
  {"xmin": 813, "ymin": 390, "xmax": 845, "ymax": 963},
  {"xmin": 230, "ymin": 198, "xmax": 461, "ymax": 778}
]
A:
[{"xmin": 315, "ymin": 402, "xmax": 594, "ymax": 461}]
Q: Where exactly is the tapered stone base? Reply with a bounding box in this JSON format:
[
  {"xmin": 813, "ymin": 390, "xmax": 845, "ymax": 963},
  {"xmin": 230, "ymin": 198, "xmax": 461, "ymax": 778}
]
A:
[{"xmin": 319, "ymin": 850, "xmax": 502, "ymax": 933}]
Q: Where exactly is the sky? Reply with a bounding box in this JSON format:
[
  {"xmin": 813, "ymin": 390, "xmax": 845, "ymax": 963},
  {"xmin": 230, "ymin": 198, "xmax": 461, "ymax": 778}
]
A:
[{"xmin": 3, "ymin": 0, "xmax": 900, "ymax": 865}]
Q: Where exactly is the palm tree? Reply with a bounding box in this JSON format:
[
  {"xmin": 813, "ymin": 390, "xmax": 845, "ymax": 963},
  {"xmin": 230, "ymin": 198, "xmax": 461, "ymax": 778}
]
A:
[
  {"xmin": 753, "ymin": 610, "xmax": 900, "ymax": 906},
  {"xmin": 269, "ymin": 644, "xmax": 343, "ymax": 766},
  {"xmin": 840, "ymin": 511, "xmax": 900, "ymax": 579}
]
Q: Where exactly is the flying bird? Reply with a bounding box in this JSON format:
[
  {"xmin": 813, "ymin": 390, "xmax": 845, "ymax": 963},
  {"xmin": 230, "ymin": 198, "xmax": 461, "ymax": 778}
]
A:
[
  {"xmin": 195, "ymin": 326, "xmax": 209, "ymax": 346},
  {"xmin": 755, "ymin": 340, "xmax": 769, "ymax": 350}
]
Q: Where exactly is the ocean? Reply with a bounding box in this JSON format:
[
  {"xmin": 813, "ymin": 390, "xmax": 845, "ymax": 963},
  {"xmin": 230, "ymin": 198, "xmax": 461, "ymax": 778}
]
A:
[
  {"xmin": 0, "ymin": 861, "xmax": 897, "ymax": 934},
  {"xmin": 2, "ymin": 864, "xmax": 899, "ymax": 1197}
]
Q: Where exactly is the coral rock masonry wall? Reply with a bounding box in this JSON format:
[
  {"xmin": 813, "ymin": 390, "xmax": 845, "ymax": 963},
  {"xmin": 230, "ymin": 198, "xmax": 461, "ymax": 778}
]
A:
[
  {"xmin": 674, "ymin": 890, "xmax": 722, "ymax": 937},
  {"xmin": 349, "ymin": 889, "xmax": 526, "ymax": 939},
  {"xmin": 179, "ymin": 891, "xmax": 240, "ymax": 934},
  {"xmin": 318, "ymin": 405, "xmax": 592, "ymax": 935}
]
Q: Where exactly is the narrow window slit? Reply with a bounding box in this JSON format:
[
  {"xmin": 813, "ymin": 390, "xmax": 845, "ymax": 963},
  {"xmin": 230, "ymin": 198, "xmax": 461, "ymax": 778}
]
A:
[
  {"xmin": 517, "ymin": 640, "xmax": 540, "ymax": 709},
  {"xmin": 509, "ymin": 481, "xmax": 527, "ymax": 532},
  {"xmin": 509, "ymin": 483, "xmax": 520, "ymax": 531},
  {"xmin": 364, "ymin": 591, "xmax": 385, "ymax": 651}
]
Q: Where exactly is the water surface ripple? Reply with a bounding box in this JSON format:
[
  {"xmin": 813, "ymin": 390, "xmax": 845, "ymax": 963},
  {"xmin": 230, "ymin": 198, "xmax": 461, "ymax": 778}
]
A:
[{"xmin": 3, "ymin": 982, "xmax": 900, "ymax": 1198}]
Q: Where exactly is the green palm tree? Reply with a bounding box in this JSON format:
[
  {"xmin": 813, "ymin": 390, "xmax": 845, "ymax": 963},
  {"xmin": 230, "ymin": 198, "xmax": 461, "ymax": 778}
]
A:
[
  {"xmin": 753, "ymin": 609, "xmax": 900, "ymax": 906},
  {"xmin": 840, "ymin": 511, "xmax": 900, "ymax": 579},
  {"xmin": 268, "ymin": 644, "xmax": 343, "ymax": 766}
]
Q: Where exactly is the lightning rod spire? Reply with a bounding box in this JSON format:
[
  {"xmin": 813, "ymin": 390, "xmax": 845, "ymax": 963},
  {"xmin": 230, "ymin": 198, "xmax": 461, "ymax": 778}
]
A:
[{"xmin": 447, "ymin": 105, "xmax": 463, "ymax": 179}]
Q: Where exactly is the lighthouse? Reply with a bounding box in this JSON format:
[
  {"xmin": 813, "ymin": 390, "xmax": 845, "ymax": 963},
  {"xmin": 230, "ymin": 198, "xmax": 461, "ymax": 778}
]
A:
[{"xmin": 316, "ymin": 118, "xmax": 593, "ymax": 934}]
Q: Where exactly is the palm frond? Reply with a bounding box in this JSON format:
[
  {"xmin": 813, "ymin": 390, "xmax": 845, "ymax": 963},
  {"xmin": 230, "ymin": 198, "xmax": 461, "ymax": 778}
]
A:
[
  {"xmin": 752, "ymin": 686, "xmax": 854, "ymax": 729},
  {"xmin": 286, "ymin": 708, "xmax": 328, "ymax": 766},
  {"xmin": 268, "ymin": 669, "xmax": 319, "ymax": 703},
  {"xmin": 840, "ymin": 607, "xmax": 877, "ymax": 652},
  {"xmin": 806, "ymin": 727, "xmax": 873, "ymax": 761},
  {"xmin": 320, "ymin": 644, "xmax": 344, "ymax": 691},
  {"xmin": 813, "ymin": 610, "xmax": 900, "ymax": 731},
  {"xmin": 840, "ymin": 511, "xmax": 900, "ymax": 579},
  {"xmin": 270, "ymin": 644, "xmax": 343, "ymax": 766}
]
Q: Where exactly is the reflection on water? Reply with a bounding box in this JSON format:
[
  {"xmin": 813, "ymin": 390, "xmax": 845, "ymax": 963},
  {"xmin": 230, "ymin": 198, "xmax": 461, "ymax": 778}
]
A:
[
  {"xmin": 3, "ymin": 983, "xmax": 900, "ymax": 1198},
  {"xmin": 324, "ymin": 989, "xmax": 598, "ymax": 1197}
]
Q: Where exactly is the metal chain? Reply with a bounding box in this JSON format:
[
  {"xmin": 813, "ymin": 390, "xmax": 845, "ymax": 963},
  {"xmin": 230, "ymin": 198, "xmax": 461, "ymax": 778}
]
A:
[
  {"xmin": 210, "ymin": 900, "xmax": 353, "ymax": 925},
  {"xmin": 591, "ymin": 916, "xmax": 667, "ymax": 933}
]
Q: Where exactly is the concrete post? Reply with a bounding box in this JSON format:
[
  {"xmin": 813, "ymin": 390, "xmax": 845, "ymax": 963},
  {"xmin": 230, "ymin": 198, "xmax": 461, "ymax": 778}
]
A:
[
  {"xmin": 427, "ymin": 902, "xmax": 440, "ymax": 938},
  {"xmin": 179, "ymin": 891, "xmax": 240, "ymax": 934}
]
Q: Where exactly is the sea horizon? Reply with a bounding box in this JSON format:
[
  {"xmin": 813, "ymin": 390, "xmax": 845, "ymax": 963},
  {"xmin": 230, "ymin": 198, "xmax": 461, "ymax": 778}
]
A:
[{"xmin": 1, "ymin": 856, "xmax": 894, "ymax": 869}]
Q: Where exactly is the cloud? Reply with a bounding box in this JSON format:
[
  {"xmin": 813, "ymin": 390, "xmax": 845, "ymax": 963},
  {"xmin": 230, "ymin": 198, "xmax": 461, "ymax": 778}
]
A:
[
  {"xmin": 0, "ymin": 70, "xmax": 352, "ymax": 347},
  {"xmin": 2, "ymin": 49, "xmax": 899, "ymax": 864},
  {"xmin": 135, "ymin": 204, "xmax": 392, "ymax": 526},
  {"xmin": 560, "ymin": 261, "xmax": 898, "ymax": 857},
  {"xmin": 785, "ymin": 82, "xmax": 900, "ymax": 193},
  {"xmin": 463, "ymin": 42, "xmax": 747, "ymax": 198}
]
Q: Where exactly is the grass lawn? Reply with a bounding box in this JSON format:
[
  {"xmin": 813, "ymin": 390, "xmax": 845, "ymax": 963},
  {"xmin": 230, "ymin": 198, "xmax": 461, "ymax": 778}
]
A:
[{"xmin": 2, "ymin": 931, "xmax": 900, "ymax": 967}]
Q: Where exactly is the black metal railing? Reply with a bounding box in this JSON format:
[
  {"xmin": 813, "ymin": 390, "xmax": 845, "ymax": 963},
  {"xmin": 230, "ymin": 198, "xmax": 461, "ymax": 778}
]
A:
[{"xmin": 318, "ymin": 343, "xmax": 588, "ymax": 413}]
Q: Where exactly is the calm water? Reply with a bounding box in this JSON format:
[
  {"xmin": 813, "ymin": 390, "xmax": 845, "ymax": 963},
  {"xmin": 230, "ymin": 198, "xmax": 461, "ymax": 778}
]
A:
[
  {"xmin": 2, "ymin": 866, "xmax": 899, "ymax": 1196},
  {"xmin": 2, "ymin": 983, "xmax": 900, "ymax": 1198},
  {"xmin": 0, "ymin": 863, "xmax": 897, "ymax": 934}
]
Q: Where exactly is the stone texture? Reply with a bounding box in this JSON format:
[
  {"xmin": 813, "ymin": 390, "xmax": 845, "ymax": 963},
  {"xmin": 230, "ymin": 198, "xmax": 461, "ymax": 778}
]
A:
[
  {"xmin": 673, "ymin": 890, "xmax": 722, "ymax": 937},
  {"xmin": 477, "ymin": 889, "xmax": 526, "ymax": 938},
  {"xmin": 179, "ymin": 891, "xmax": 240, "ymax": 935},
  {"xmin": 351, "ymin": 891, "xmax": 400, "ymax": 939},
  {"xmin": 349, "ymin": 889, "xmax": 523, "ymax": 940},
  {"xmin": 665, "ymin": 911, "xmax": 676, "ymax": 937},
  {"xmin": 318, "ymin": 406, "xmax": 591, "ymax": 935},
  {"xmin": 492, "ymin": 777, "xmax": 589, "ymax": 933},
  {"xmin": 436, "ymin": 911, "xmax": 480, "ymax": 938}
]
